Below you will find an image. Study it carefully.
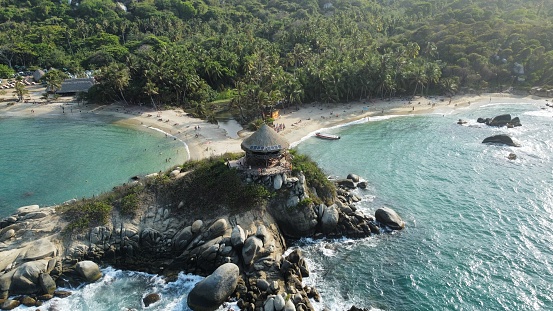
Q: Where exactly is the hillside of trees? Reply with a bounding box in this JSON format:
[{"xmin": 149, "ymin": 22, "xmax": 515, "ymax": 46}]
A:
[{"xmin": 0, "ymin": 0, "xmax": 551, "ymax": 122}]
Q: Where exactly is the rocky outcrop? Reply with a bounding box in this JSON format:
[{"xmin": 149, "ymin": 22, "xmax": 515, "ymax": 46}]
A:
[
  {"xmin": 188, "ymin": 263, "xmax": 240, "ymax": 311},
  {"xmin": 482, "ymin": 134, "xmax": 520, "ymax": 147},
  {"xmin": 477, "ymin": 114, "xmax": 522, "ymax": 127},
  {"xmin": 0, "ymin": 168, "xmax": 404, "ymax": 311}
]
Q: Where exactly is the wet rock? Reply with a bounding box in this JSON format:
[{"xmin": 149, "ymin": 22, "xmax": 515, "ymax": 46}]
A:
[
  {"xmin": 143, "ymin": 293, "xmax": 161, "ymax": 307},
  {"xmin": 346, "ymin": 174, "xmax": 360, "ymax": 182},
  {"xmin": 20, "ymin": 296, "xmax": 36, "ymax": 307},
  {"xmin": 375, "ymin": 207, "xmax": 405, "ymax": 230},
  {"xmin": 335, "ymin": 179, "xmax": 356, "ymax": 189},
  {"xmin": 507, "ymin": 153, "xmax": 517, "ymax": 160},
  {"xmin": 357, "ymin": 181, "xmax": 368, "ymax": 189},
  {"xmin": 487, "ymin": 114, "xmax": 512, "ymax": 127},
  {"xmin": 75, "ymin": 261, "xmax": 102, "ymax": 282},
  {"xmin": 0, "ymin": 299, "xmax": 20, "ymax": 310},
  {"xmin": 482, "ymin": 134, "xmax": 520, "ymax": 147},
  {"xmin": 187, "ymin": 263, "xmax": 240, "ymax": 311},
  {"xmin": 38, "ymin": 273, "xmax": 56, "ymax": 295}
]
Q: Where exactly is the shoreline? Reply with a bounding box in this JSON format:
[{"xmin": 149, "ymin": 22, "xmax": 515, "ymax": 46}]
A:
[{"xmin": 1, "ymin": 86, "xmax": 551, "ymax": 164}]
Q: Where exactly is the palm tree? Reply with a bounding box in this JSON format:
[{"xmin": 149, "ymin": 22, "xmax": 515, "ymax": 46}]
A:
[
  {"xmin": 440, "ymin": 77, "xmax": 458, "ymax": 96},
  {"xmin": 13, "ymin": 80, "xmax": 29, "ymax": 102},
  {"xmin": 42, "ymin": 69, "xmax": 68, "ymax": 96},
  {"xmin": 144, "ymin": 79, "xmax": 158, "ymax": 110}
]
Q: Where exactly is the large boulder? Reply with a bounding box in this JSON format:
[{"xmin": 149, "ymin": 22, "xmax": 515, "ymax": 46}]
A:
[
  {"xmin": 270, "ymin": 202, "xmax": 318, "ymax": 239},
  {"xmin": 242, "ymin": 236, "xmax": 263, "ymax": 266},
  {"xmin": 75, "ymin": 261, "xmax": 102, "ymax": 282},
  {"xmin": 375, "ymin": 207, "xmax": 405, "ymax": 230},
  {"xmin": 482, "ymin": 134, "xmax": 520, "ymax": 147},
  {"xmin": 509, "ymin": 117, "xmax": 522, "ymax": 127},
  {"xmin": 487, "ymin": 114, "xmax": 511, "ymax": 127},
  {"xmin": 38, "ymin": 273, "xmax": 56, "ymax": 295},
  {"xmin": 5, "ymin": 260, "xmax": 48, "ymax": 294},
  {"xmin": 336, "ymin": 179, "xmax": 356, "ymax": 189},
  {"xmin": 346, "ymin": 174, "xmax": 360, "ymax": 182},
  {"xmin": 273, "ymin": 174, "xmax": 283, "ymax": 190},
  {"xmin": 203, "ymin": 219, "xmax": 229, "ymax": 241},
  {"xmin": 231, "ymin": 225, "xmax": 246, "ymax": 248},
  {"xmin": 173, "ymin": 226, "xmax": 194, "ymax": 252},
  {"xmin": 0, "ymin": 299, "xmax": 20, "ymax": 310},
  {"xmin": 187, "ymin": 263, "xmax": 240, "ymax": 311},
  {"xmin": 320, "ymin": 204, "xmax": 339, "ymax": 234},
  {"xmin": 19, "ymin": 238, "xmax": 58, "ymax": 261},
  {"xmin": 143, "ymin": 293, "xmax": 161, "ymax": 307}
]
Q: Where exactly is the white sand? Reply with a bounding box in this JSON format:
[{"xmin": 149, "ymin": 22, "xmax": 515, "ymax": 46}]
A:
[{"xmin": 1, "ymin": 85, "xmax": 550, "ymax": 162}]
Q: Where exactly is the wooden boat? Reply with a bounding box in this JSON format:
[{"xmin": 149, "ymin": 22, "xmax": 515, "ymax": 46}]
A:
[{"xmin": 315, "ymin": 132, "xmax": 340, "ymax": 140}]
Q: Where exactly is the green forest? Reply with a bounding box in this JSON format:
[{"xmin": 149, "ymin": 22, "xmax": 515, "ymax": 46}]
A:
[{"xmin": 0, "ymin": 0, "xmax": 551, "ymax": 122}]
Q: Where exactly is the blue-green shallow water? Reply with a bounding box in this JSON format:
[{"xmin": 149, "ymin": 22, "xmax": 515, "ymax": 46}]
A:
[
  {"xmin": 4, "ymin": 100, "xmax": 553, "ymax": 311},
  {"xmin": 0, "ymin": 116, "xmax": 186, "ymax": 217},
  {"xmin": 294, "ymin": 101, "xmax": 553, "ymax": 310}
]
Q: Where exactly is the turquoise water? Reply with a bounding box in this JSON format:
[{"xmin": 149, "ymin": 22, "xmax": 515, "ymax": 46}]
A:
[
  {"xmin": 0, "ymin": 116, "xmax": 186, "ymax": 217},
  {"xmin": 295, "ymin": 102, "xmax": 553, "ymax": 310},
  {"xmin": 4, "ymin": 100, "xmax": 553, "ymax": 311}
]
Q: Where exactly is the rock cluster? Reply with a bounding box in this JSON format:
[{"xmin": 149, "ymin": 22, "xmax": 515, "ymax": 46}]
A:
[
  {"xmin": 477, "ymin": 114, "xmax": 522, "ymax": 128},
  {"xmin": 1, "ymin": 169, "xmax": 405, "ymax": 311},
  {"xmin": 233, "ymin": 249, "xmax": 318, "ymax": 311},
  {"xmin": 0, "ymin": 207, "xmax": 107, "ymax": 310}
]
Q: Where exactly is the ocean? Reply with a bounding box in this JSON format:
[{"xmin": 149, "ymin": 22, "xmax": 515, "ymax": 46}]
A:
[
  {"xmin": 2, "ymin": 99, "xmax": 553, "ymax": 310},
  {"xmin": 0, "ymin": 115, "xmax": 187, "ymax": 218}
]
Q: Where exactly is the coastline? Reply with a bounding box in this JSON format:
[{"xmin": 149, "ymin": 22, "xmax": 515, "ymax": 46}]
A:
[{"xmin": 1, "ymin": 86, "xmax": 550, "ymax": 163}]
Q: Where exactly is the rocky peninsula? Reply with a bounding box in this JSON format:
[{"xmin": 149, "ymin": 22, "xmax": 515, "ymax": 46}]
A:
[{"xmin": 0, "ymin": 147, "xmax": 404, "ymax": 310}]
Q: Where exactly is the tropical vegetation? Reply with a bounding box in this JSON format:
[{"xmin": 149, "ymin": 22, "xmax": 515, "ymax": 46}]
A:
[{"xmin": 1, "ymin": 0, "xmax": 551, "ymax": 123}]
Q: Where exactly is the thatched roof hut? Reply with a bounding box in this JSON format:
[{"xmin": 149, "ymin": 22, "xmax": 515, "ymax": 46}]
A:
[
  {"xmin": 57, "ymin": 78, "xmax": 95, "ymax": 95},
  {"xmin": 241, "ymin": 124, "xmax": 289, "ymax": 165}
]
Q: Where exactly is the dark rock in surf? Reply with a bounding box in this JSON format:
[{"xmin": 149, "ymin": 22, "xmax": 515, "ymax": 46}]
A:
[
  {"xmin": 375, "ymin": 207, "xmax": 405, "ymax": 230},
  {"xmin": 143, "ymin": 293, "xmax": 161, "ymax": 307},
  {"xmin": 346, "ymin": 174, "xmax": 360, "ymax": 182},
  {"xmin": 487, "ymin": 114, "xmax": 512, "ymax": 127},
  {"xmin": 336, "ymin": 179, "xmax": 356, "ymax": 189},
  {"xmin": 187, "ymin": 263, "xmax": 239, "ymax": 311},
  {"xmin": 482, "ymin": 134, "xmax": 520, "ymax": 147}
]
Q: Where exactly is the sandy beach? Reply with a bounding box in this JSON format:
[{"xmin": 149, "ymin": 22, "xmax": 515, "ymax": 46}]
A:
[{"xmin": 1, "ymin": 84, "xmax": 550, "ymax": 162}]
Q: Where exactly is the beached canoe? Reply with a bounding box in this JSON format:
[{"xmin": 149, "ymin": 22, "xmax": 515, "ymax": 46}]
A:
[{"xmin": 315, "ymin": 132, "xmax": 340, "ymax": 140}]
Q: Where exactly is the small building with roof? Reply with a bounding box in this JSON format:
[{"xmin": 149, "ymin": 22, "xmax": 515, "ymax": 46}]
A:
[
  {"xmin": 57, "ymin": 78, "xmax": 95, "ymax": 95},
  {"xmin": 241, "ymin": 124, "xmax": 290, "ymax": 167}
]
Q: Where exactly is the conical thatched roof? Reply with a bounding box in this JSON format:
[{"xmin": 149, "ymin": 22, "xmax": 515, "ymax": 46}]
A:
[{"xmin": 241, "ymin": 124, "xmax": 290, "ymax": 153}]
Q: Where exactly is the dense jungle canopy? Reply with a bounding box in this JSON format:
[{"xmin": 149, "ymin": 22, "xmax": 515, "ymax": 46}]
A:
[{"xmin": 0, "ymin": 0, "xmax": 551, "ymax": 121}]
